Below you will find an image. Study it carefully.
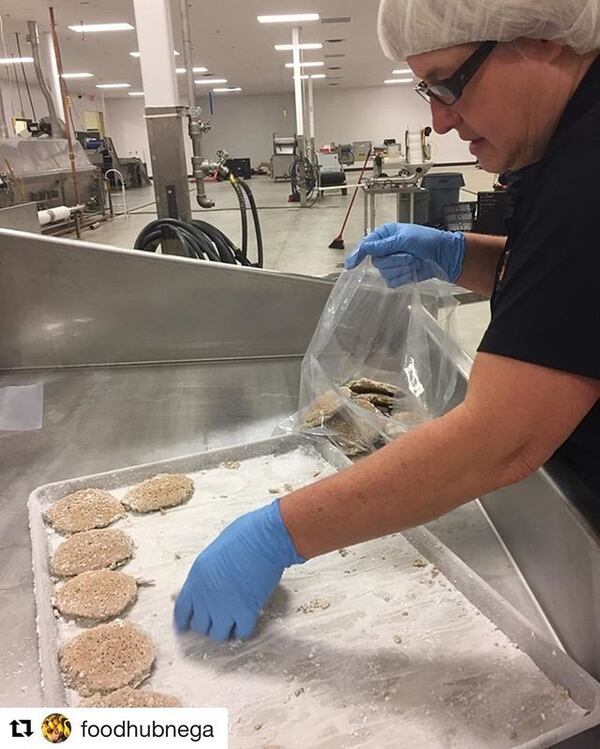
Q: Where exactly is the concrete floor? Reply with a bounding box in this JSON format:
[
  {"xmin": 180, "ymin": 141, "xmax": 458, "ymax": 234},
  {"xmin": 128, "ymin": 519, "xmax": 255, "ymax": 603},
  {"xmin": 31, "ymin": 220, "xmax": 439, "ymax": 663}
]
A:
[{"xmin": 84, "ymin": 164, "xmax": 494, "ymax": 356}]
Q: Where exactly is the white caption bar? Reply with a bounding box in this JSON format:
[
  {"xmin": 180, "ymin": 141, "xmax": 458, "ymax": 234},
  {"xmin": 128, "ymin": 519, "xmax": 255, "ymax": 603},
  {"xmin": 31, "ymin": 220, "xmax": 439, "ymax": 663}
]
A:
[{"xmin": 0, "ymin": 708, "xmax": 228, "ymax": 748}]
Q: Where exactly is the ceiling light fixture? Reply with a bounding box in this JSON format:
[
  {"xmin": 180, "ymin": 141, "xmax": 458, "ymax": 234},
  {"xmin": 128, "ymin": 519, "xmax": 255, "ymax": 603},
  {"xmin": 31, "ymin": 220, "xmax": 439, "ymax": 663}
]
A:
[
  {"xmin": 96, "ymin": 82, "xmax": 131, "ymax": 89},
  {"xmin": 212, "ymin": 87, "xmax": 242, "ymax": 92},
  {"xmin": 130, "ymin": 50, "xmax": 179, "ymax": 58},
  {"xmin": 392, "ymin": 68, "xmax": 412, "ymax": 75},
  {"xmin": 384, "ymin": 78, "xmax": 413, "ymax": 84},
  {"xmin": 284, "ymin": 61, "xmax": 324, "ymax": 68},
  {"xmin": 258, "ymin": 13, "xmax": 319, "ymax": 23},
  {"xmin": 128, "ymin": 91, "xmax": 144, "ymax": 96},
  {"xmin": 61, "ymin": 72, "xmax": 94, "ymax": 79},
  {"xmin": 194, "ymin": 78, "xmax": 228, "ymax": 85},
  {"xmin": 68, "ymin": 23, "xmax": 134, "ymax": 33},
  {"xmin": 0, "ymin": 57, "xmax": 33, "ymax": 65},
  {"xmin": 294, "ymin": 74, "xmax": 326, "ymax": 80},
  {"xmin": 176, "ymin": 66, "xmax": 208, "ymax": 74},
  {"xmin": 274, "ymin": 42, "xmax": 322, "ymax": 51}
]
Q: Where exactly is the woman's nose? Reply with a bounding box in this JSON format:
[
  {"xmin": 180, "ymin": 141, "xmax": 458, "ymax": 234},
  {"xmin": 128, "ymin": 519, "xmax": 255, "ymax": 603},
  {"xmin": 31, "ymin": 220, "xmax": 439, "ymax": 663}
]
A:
[{"xmin": 430, "ymin": 99, "xmax": 462, "ymax": 134}]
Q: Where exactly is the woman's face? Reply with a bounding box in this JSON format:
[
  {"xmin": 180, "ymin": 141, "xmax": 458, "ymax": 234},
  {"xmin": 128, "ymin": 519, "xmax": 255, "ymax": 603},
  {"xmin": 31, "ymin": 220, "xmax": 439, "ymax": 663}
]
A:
[{"xmin": 407, "ymin": 40, "xmax": 572, "ymax": 173}]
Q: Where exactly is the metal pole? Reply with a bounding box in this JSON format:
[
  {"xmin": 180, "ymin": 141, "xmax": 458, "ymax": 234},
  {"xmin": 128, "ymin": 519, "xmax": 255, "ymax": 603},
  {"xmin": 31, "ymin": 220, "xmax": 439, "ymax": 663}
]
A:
[
  {"xmin": 44, "ymin": 30, "xmax": 65, "ymax": 123},
  {"xmin": 179, "ymin": 0, "xmax": 213, "ymax": 208},
  {"xmin": 292, "ymin": 27, "xmax": 304, "ymax": 137},
  {"xmin": 370, "ymin": 193, "xmax": 376, "ymax": 233},
  {"xmin": 307, "ymin": 75, "xmax": 315, "ymax": 147},
  {"xmin": 27, "ymin": 21, "xmax": 63, "ymax": 138},
  {"xmin": 292, "ymin": 26, "xmax": 307, "ymax": 207},
  {"xmin": 179, "ymin": 0, "xmax": 195, "ymax": 116},
  {"xmin": 48, "ymin": 7, "xmax": 82, "ymax": 238},
  {"xmin": 0, "ymin": 81, "xmax": 10, "ymax": 138}
]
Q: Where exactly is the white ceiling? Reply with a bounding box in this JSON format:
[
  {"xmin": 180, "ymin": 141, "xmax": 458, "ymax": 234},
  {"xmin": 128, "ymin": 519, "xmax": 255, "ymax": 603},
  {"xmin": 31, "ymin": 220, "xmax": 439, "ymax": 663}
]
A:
[{"xmin": 0, "ymin": 0, "xmax": 402, "ymax": 98}]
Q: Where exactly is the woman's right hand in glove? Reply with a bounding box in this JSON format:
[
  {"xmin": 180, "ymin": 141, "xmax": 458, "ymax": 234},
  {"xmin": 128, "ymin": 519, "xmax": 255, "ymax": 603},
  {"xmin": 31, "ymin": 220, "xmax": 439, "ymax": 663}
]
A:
[{"xmin": 345, "ymin": 222, "xmax": 466, "ymax": 287}]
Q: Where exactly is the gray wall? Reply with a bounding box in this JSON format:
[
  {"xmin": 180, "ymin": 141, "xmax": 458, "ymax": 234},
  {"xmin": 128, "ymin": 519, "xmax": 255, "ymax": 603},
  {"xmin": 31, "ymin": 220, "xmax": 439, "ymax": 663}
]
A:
[{"xmin": 104, "ymin": 85, "xmax": 473, "ymax": 173}]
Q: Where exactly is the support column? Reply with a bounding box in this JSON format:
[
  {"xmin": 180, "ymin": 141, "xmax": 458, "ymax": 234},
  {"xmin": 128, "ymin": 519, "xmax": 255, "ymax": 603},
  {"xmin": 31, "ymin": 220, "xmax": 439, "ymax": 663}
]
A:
[
  {"xmin": 132, "ymin": 0, "xmax": 191, "ymax": 236},
  {"xmin": 307, "ymin": 75, "xmax": 315, "ymax": 149},
  {"xmin": 291, "ymin": 26, "xmax": 307, "ymax": 207},
  {"xmin": 292, "ymin": 27, "xmax": 304, "ymax": 138},
  {"xmin": 44, "ymin": 31, "xmax": 65, "ymax": 125}
]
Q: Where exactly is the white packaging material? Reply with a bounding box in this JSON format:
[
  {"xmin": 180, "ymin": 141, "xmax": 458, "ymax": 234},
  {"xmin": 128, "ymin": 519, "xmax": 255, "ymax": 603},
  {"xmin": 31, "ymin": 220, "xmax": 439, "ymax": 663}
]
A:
[{"xmin": 0, "ymin": 382, "xmax": 44, "ymax": 431}]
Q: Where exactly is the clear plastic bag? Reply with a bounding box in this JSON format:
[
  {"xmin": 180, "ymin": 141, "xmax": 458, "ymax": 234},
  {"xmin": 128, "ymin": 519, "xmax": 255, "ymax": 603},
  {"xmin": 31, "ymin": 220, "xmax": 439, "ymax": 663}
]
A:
[{"xmin": 289, "ymin": 259, "xmax": 459, "ymax": 457}]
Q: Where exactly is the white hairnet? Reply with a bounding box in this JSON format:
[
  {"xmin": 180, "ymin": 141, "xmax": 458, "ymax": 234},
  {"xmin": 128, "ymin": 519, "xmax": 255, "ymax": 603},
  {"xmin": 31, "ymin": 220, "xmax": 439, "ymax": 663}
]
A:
[{"xmin": 378, "ymin": 0, "xmax": 600, "ymax": 61}]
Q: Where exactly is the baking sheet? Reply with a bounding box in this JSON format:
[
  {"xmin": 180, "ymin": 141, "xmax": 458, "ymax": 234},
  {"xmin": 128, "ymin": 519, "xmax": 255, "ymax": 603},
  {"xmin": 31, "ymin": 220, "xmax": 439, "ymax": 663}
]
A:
[{"xmin": 29, "ymin": 434, "xmax": 600, "ymax": 748}]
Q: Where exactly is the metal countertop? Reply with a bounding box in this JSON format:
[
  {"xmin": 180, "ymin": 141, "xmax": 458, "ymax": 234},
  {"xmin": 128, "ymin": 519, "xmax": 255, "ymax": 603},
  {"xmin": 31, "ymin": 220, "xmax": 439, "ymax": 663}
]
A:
[{"xmin": 1, "ymin": 357, "xmax": 557, "ymax": 706}]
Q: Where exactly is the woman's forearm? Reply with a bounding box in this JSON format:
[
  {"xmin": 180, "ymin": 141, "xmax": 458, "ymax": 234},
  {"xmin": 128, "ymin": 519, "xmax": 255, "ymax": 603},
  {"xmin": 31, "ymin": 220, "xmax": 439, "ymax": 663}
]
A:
[
  {"xmin": 280, "ymin": 403, "xmax": 520, "ymax": 559},
  {"xmin": 456, "ymin": 232, "xmax": 507, "ymax": 297}
]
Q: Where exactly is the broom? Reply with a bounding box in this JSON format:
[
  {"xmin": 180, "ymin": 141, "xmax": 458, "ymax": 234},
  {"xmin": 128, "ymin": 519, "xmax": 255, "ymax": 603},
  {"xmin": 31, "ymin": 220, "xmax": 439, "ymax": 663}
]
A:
[{"xmin": 328, "ymin": 147, "xmax": 372, "ymax": 250}]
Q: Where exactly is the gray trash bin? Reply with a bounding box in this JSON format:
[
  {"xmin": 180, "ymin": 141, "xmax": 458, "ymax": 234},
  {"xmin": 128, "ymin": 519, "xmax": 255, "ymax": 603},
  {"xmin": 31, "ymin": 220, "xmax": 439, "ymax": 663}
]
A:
[{"xmin": 422, "ymin": 172, "xmax": 465, "ymax": 227}]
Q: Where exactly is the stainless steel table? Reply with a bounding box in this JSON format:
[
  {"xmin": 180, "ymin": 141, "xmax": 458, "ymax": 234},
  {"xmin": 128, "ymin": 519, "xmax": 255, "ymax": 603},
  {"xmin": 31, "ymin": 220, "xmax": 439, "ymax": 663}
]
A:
[
  {"xmin": 0, "ymin": 357, "xmax": 565, "ymax": 706},
  {"xmin": 362, "ymin": 182, "xmax": 426, "ymax": 234},
  {"xmin": 1, "ymin": 227, "xmax": 599, "ymax": 711}
]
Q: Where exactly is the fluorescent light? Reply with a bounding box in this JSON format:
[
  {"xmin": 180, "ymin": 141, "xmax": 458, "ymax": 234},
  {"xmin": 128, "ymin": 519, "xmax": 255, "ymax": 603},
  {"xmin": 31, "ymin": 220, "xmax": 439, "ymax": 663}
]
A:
[
  {"xmin": 392, "ymin": 68, "xmax": 412, "ymax": 75},
  {"xmin": 212, "ymin": 87, "xmax": 242, "ymax": 93},
  {"xmin": 0, "ymin": 57, "xmax": 33, "ymax": 65},
  {"xmin": 69, "ymin": 23, "xmax": 134, "ymax": 33},
  {"xmin": 384, "ymin": 78, "xmax": 413, "ymax": 84},
  {"xmin": 61, "ymin": 72, "xmax": 94, "ymax": 79},
  {"xmin": 275, "ymin": 42, "xmax": 322, "ymax": 51},
  {"xmin": 258, "ymin": 13, "xmax": 319, "ymax": 23},
  {"xmin": 131, "ymin": 50, "xmax": 179, "ymax": 58},
  {"xmin": 285, "ymin": 61, "xmax": 324, "ymax": 68},
  {"xmin": 96, "ymin": 82, "xmax": 131, "ymax": 89},
  {"xmin": 310, "ymin": 73, "xmax": 326, "ymax": 79},
  {"xmin": 194, "ymin": 78, "xmax": 227, "ymax": 85},
  {"xmin": 176, "ymin": 66, "xmax": 208, "ymax": 74},
  {"xmin": 128, "ymin": 91, "xmax": 144, "ymax": 96}
]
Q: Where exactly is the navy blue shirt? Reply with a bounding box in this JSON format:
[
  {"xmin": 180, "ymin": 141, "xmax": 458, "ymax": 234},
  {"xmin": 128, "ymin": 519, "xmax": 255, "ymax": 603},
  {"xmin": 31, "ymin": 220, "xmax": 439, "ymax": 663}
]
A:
[{"xmin": 478, "ymin": 55, "xmax": 600, "ymax": 494}]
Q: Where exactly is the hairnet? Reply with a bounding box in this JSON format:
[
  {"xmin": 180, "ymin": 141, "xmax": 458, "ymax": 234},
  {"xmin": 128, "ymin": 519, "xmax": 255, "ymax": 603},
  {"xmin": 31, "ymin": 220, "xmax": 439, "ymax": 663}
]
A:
[{"xmin": 378, "ymin": 0, "xmax": 600, "ymax": 61}]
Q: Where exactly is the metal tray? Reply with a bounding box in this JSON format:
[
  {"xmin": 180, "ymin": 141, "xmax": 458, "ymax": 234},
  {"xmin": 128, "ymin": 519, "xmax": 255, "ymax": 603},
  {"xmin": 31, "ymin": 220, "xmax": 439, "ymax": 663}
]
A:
[
  {"xmin": 29, "ymin": 434, "xmax": 350, "ymax": 707},
  {"xmin": 29, "ymin": 434, "xmax": 600, "ymax": 748}
]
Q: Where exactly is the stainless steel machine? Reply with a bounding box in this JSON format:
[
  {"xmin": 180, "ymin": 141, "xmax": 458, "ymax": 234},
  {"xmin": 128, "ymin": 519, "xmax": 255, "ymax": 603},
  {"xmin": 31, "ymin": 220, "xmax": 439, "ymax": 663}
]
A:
[
  {"xmin": 0, "ymin": 136, "xmax": 101, "ymax": 212},
  {"xmin": 270, "ymin": 134, "xmax": 296, "ymax": 181},
  {"xmin": 362, "ymin": 129, "xmax": 435, "ymax": 233},
  {"xmin": 1, "ymin": 228, "xmax": 599, "ymax": 736},
  {"xmin": 372, "ymin": 128, "xmax": 434, "ymax": 182},
  {"xmin": 0, "ymin": 21, "xmax": 105, "ymax": 231}
]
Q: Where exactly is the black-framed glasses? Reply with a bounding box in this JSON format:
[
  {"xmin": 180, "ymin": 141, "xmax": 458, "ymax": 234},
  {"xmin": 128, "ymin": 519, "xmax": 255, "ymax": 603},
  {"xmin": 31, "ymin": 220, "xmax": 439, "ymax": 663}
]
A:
[{"xmin": 415, "ymin": 41, "xmax": 497, "ymax": 106}]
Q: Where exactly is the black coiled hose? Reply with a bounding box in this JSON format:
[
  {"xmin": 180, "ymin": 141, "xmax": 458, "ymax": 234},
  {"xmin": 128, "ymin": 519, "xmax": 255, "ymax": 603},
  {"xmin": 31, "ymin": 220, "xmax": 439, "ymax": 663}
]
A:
[
  {"xmin": 135, "ymin": 170, "xmax": 264, "ymax": 267},
  {"xmin": 228, "ymin": 177, "xmax": 248, "ymax": 260},
  {"xmin": 134, "ymin": 217, "xmax": 252, "ymax": 265},
  {"xmin": 237, "ymin": 176, "xmax": 264, "ymax": 268}
]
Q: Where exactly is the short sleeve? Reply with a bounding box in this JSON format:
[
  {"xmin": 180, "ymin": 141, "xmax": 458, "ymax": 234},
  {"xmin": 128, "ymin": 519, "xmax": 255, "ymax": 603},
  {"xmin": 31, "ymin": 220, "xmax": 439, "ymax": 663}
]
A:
[{"xmin": 478, "ymin": 144, "xmax": 600, "ymax": 380}]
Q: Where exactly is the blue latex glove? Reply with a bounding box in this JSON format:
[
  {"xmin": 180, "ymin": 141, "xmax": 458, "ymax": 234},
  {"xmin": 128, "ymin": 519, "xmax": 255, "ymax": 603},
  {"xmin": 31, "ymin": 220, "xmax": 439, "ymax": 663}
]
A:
[
  {"xmin": 345, "ymin": 222, "xmax": 466, "ymax": 287},
  {"xmin": 174, "ymin": 499, "xmax": 304, "ymax": 642}
]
